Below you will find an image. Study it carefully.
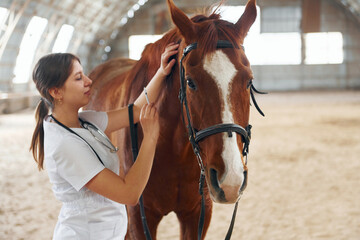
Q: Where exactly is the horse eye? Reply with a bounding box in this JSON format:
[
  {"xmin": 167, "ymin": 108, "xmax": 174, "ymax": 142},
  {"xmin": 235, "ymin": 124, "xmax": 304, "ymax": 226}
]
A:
[{"xmin": 187, "ymin": 79, "xmax": 197, "ymax": 90}]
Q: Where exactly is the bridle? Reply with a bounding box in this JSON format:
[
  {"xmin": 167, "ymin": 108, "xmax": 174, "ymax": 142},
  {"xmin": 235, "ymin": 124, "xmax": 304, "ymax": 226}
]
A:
[
  {"xmin": 179, "ymin": 41, "xmax": 251, "ymax": 163},
  {"xmin": 179, "ymin": 40, "xmax": 266, "ymax": 168},
  {"xmin": 178, "ymin": 40, "xmax": 266, "ymax": 239}
]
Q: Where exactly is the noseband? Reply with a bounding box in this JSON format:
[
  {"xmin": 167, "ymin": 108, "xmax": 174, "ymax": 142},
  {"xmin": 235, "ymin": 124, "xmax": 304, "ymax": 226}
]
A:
[{"xmin": 178, "ymin": 40, "xmax": 266, "ymax": 240}]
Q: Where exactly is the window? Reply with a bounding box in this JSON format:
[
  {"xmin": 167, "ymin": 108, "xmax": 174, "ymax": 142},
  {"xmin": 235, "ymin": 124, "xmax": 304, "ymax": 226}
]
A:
[
  {"xmin": 261, "ymin": 6, "xmax": 301, "ymax": 33},
  {"xmin": 0, "ymin": 7, "xmax": 8, "ymax": 26},
  {"xmin": 128, "ymin": 35, "xmax": 162, "ymax": 60},
  {"xmin": 245, "ymin": 33, "xmax": 301, "ymax": 65},
  {"xmin": 13, "ymin": 16, "xmax": 48, "ymax": 84},
  {"xmin": 0, "ymin": 7, "xmax": 8, "ymax": 36},
  {"xmin": 52, "ymin": 24, "xmax": 74, "ymax": 53},
  {"xmin": 305, "ymin": 32, "xmax": 343, "ymax": 64},
  {"xmin": 218, "ymin": 6, "xmax": 301, "ymax": 65}
]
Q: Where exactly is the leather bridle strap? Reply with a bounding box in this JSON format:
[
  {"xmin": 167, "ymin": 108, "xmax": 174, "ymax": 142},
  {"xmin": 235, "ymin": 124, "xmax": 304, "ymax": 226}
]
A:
[
  {"xmin": 249, "ymin": 81, "xmax": 267, "ymax": 116},
  {"xmin": 128, "ymin": 103, "xmax": 152, "ymax": 240},
  {"xmin": 195, "ymin": 123, "xmax": 252, "ymax": 157},
  {"xmin": 197, "ymin": 169, "xmax": 206, "ymax": 240}
]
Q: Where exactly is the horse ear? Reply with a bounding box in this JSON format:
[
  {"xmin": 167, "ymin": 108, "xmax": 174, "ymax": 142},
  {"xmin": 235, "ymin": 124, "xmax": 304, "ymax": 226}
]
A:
[
  {"xmin": 235, "ymin": 0, "xmax": 257, "ymax": 38},
  {"xmin": 167, "ymin": 0, "xmax": 195, "ymax": 41}
]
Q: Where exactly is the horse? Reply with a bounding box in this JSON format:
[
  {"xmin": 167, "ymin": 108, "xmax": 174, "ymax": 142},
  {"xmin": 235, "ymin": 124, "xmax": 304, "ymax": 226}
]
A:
[{"xmin": 85, "ymin": 0, "xmax": 258, "ymax": 238}]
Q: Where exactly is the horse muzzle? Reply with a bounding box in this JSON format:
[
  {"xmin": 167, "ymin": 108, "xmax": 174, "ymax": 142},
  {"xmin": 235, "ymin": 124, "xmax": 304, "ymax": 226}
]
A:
[{"xmin": 208, "ymin": 168, "xmax": 247, "ymax": 203}]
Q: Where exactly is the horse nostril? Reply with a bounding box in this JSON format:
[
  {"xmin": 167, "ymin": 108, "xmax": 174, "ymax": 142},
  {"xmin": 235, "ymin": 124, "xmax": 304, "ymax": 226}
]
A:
[
  {"xmin": 210, "ymin": 168, "xmax": 226, "ymax": 202},
  {"xmin": 240, "ymin": 170, "xmax": 248, "ymax": 192},
  {"xmin": 210, "ymin": 168, "xmax": 220, "ymax": 191}
]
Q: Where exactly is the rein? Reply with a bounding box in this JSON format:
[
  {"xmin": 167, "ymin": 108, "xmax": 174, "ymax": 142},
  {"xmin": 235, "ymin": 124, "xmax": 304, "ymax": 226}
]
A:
[
  {"xmin": 178, "ymin": 40, "xmax": 266, "ymax": 239},
  {"xmin": 128, "ymin": 103, "xmax": 152, "ymax": 240}
]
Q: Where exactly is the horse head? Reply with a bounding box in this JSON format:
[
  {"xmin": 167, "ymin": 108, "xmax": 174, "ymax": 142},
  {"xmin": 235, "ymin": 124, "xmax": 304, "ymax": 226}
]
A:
[{"xmin": 167, "ymin": 0, "xmax": 257, "ymax": 204}]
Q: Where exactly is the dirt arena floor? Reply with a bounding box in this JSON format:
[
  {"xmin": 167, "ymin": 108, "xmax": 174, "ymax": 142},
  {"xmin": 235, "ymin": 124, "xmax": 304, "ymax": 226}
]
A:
[{"xmin": 0, "ymin": 90, "xmax": 359, "ymax": 240}]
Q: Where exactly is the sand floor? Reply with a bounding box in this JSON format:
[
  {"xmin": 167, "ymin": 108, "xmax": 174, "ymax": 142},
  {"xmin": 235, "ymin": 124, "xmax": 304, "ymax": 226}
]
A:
[{"xmin": 0, "ymin": 90, "xmax": 359, "ymax": 239}]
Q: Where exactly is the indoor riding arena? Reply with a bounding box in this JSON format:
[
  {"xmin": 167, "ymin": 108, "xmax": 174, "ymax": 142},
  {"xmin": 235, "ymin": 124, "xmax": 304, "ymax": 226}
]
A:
[{"xmin": 1, "ymin": 0, "xmax": 359, "ymax": 239}]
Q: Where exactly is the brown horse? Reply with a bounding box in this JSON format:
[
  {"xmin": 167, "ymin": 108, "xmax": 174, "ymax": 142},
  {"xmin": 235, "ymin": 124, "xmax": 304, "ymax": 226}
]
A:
[{"xmin": 85, "ymin": 0, "xmax": 258, "ymax": 239}]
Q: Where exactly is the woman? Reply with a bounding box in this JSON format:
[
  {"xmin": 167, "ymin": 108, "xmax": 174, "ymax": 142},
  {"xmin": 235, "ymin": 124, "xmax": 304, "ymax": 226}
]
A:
[{"xmin": 30, "ymin": 43, "xmax": 179, "ymax": 239}]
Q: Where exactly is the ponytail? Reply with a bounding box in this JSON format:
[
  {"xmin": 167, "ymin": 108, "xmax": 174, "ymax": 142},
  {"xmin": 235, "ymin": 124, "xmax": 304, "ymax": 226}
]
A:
[{"xmin": 30, "ymin": 98, "xmax": 49, "ymax": 170}]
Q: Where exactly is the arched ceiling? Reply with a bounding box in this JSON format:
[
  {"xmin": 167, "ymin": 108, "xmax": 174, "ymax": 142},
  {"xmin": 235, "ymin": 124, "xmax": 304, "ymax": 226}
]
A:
[
  {"xmin": 335, "ymin": 0, "xmax": 360, "ymax": 24},
  {"xmin": 0, "ymin": 0, "xmax": 153, "ymax": 55}
]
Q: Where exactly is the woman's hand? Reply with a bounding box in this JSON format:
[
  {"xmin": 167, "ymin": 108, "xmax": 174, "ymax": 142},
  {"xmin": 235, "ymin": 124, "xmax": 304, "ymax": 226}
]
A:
[
  {"xmin": 140, "ymin": 104, "xmax": 160, "ymax": 142},
  {"xmin": 158, "ymin": 42, "xmax": 179, "ymax": 77}
]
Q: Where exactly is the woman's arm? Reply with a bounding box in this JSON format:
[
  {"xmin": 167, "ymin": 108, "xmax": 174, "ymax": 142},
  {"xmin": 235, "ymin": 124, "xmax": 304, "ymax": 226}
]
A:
[
  {"xmin": 85, "ymin": 104, "xmax": 159, "ymax": 205},
  {"xmin": 105, "ymin": 43, "xmax": 179, "ymax": 134}
]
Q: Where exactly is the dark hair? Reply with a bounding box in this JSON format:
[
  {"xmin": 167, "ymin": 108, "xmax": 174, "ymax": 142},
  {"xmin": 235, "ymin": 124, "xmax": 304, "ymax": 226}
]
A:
[{"xmin": 30, "ymin": 53, "xmax": 80, "ymax": 170}]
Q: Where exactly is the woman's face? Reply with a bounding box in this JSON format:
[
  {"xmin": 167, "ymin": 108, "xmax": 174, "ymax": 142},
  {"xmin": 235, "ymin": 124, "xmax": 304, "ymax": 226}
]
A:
[{"xmin": 61, "ymin": 60, "xmax": 92, "ymax": 109}]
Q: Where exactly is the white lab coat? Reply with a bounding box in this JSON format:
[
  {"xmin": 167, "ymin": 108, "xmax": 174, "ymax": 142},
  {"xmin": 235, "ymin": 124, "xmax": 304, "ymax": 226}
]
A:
[{"xmin": 43, "ymin": 111, "xmax": 127, "ymax": 240}]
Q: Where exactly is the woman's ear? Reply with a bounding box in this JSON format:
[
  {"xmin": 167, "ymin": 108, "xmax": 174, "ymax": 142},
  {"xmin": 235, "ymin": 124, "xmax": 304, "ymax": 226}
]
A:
[{"xmin": 48, "ymin": 87, "xmax": 63, "ymax": 101}]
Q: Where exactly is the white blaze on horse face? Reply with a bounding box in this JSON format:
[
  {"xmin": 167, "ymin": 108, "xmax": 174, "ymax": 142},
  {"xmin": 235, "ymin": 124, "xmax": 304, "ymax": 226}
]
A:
[{"xmin": 203, "ymin": 51, "xmax": 244, "ymax": 191}]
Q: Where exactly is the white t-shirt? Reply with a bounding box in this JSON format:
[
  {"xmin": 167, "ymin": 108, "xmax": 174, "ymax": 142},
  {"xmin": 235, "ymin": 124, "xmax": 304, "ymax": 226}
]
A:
[{"xmin": 43, "ymin": 111, "xmax": 127, "ymax": 240}]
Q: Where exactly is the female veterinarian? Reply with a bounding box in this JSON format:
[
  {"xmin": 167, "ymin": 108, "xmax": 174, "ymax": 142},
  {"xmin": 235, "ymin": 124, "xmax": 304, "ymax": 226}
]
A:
[{"xmin": 29, "ymin": 43, "xmax": 178, "ymax": 239}]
